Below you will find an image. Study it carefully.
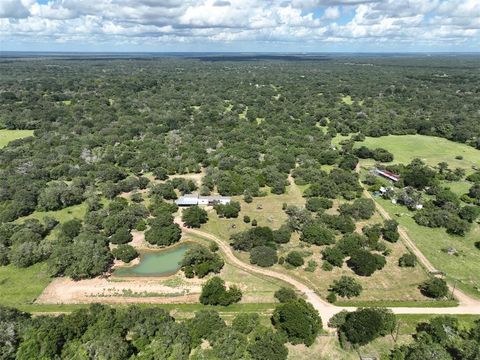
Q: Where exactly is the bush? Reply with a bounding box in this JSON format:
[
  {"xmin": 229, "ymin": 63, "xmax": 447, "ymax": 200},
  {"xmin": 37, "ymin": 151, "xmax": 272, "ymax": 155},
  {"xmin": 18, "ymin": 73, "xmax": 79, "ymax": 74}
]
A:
[
  {"xmin": 300, "ymin": 222, "xmax": 335, "ymax": 246},
  {"xmin": 251, "ymin": 219, "xmax": 258, "ymax": 226},
  {"xmin": 305, "ymin": 197, "xmax": 333, "ymax": 212},
  {"xmin": 459, "ymin": 206, "xmax": 480, "ymax": 223},
  {"xmin": 214, "ymin": 201, "xmax": 241, "ymax": 218},
  {"xmin": 382, "ymin": 220, "xmax": 400, "ymax": 243},
  {"xmin": 285, "ymin": 251, "xmax": 304, "ymax": 267},
  {"xmin": 249, "ymin": 246, "xmax": 278, "ymax": 267},
  {"xmin": 330, "ymin": 276, "xmax": 363, "ymax": 298},
  {"xmin": 271, "ymin": 299, "xmax": 322, "ymax": 346},
  {"xmin": 322, "ymin": 261, "xmax": 333, "ymax": 271},
  {"xmin": 398, "ymin": 253, "xmax": 416, "ymax": 267},
  {"xmin": 111, "ymin": 244, "xmax": 138, "ymax": 263},
  {"xmin": 321, "ymin": 247, "xmax": 345, "ymax": 267},
  {"xmin": 340, "ymin": 308, "xmax": 396, "ymax": 345},
  {"xmin": 272, "ymin": 225, "xmax": 292, "ymax": 244},
  {"xmin": 420, "ymin": 278, "xmax": 449, "ymax": 299},
  {"xmin": 339, "ymin": 198, "xmax": 376, "ymax": 220},
  {"xmin": 181, "ymin": 244, "xmax": 224, "ymax": 278},
  {"xmin": 243, "ymin": 215, "xmax": 251, "ymax": 223},
  {"xmin": 232, "ymin": 313, "xmax": 260, "ymax": 334},
  {"xmin": 200, "ymin": 276, "xmax": 242, "ymax": 306},
  {"xmin": 326, "ymin": 292, "xmax": 337, "ymax": 304},
  {"xmin": 305, "ymin": 260, "xmax": 317, "ymax": 272},
  {"xmin": 182, "ymin": 205, "xmax": 208, "ymax": 228},
  {"xmin": 347, "ymin": 250, "xmax": 384, "ymax": 276},
  {"xmin": 109, "ymin": 227, "xmax": 133, "ymax": 245},
  {"xmin": 274, "ymin": 287, "xmax": 298, "ymax": 303}
]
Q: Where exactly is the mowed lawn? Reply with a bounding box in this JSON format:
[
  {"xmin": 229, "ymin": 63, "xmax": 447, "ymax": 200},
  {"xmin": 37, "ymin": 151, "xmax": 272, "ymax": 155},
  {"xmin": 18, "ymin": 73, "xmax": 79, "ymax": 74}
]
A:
[
  {"xmin": 0, "ymin": 129, "xmax": 34, "ymax": 148},
  {"xmin": 377, "ymin": 198, "xmax": 480, "ymax": 299},
  {"xmin": 0, "ymin": 263, "xmax": 52, "ymax": 307},
  {"xmin": 357, "ymin": 135, "xmax": 480, "ymax": 172}
]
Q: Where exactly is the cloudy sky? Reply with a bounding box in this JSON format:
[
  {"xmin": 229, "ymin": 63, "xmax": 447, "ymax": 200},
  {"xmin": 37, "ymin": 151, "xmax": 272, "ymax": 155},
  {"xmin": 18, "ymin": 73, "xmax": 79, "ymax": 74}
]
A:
[{"xmin": 0, "ymin": 0, "xmax": 479, "ymax": 52}]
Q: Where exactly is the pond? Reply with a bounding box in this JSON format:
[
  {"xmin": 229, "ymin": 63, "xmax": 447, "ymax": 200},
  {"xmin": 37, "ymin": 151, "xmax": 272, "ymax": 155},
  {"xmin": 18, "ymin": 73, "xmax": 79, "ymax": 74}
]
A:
[{"xmin": 113, "ymin": 243, "xmax": 193, "ymax": 277}]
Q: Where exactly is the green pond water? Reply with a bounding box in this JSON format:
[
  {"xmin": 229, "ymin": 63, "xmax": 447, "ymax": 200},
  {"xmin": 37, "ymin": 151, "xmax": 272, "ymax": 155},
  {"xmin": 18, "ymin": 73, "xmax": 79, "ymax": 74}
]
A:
[{"xmin": 114, "ymin": 243, "xmax": 192, "ymax": 277}]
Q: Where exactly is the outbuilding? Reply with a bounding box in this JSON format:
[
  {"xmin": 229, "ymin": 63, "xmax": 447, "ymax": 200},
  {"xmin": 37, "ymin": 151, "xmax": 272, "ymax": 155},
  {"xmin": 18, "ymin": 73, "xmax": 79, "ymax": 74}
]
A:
[{"xmin": 175, "ymin": 194, "xmax": 231, "ymax": 206}]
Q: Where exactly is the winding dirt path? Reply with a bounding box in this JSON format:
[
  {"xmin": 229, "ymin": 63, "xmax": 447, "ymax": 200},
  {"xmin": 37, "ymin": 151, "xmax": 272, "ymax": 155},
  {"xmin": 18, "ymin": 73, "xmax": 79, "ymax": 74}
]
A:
[{"xmin": 174, "ymin": 171, "xmax": 480, "ymax": 328}]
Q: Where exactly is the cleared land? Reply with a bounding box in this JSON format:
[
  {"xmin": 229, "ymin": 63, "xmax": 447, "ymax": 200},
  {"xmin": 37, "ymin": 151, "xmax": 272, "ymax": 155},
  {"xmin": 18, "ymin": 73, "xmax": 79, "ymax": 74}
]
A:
[
  {"xmin": 0, "ymin": 263, "xmax": 52, "ymax": 307},
  {"xmin": 377, "ymin": 198, "xmax": 480, "ymax": 298},
  {"xmin": 353, "ymin": 134, "xmax": 480, "ymax": 298},
  {"xmin": 358, "ymin": 134, "xmax": 480, "ymax": 171},
  {"xmin": 0, "ymin": 129, "xmax": 34, "ymax": 148},
  {"xmin": 201, "ymin": 178, "xmax": 434, "ymax": 304}
]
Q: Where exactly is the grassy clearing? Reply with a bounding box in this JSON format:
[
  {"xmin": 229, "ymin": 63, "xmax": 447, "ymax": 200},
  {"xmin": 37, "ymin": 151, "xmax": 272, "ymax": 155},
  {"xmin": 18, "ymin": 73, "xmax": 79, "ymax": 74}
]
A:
[
  {"xmin": 0, "ymin": 129, "xmax": 34, "ymax": 148},
  {"xmin": 0, "ymin": 263, "xmax": 52, "ymax": 307},
  {"xmin": 202, "ymin": 181, "xmax": 431, "ymax": 303},
  {"xmin": 18, "ymin": 202, "xmax": 88, "ymax": 224},
  {"xmin": 336, "ymin": 299, "xmax": 458, "ymax": 308},
  {"xmin": 341, "ymin": 95, "xmax": 354, "ymax": 105},
  {"xmin": 357, "ymin": 135, "xmax": 480, "ymax": 172},
  {"xmin": 377, "ymin": 198, "xmax": 480, "ymax": 298}
]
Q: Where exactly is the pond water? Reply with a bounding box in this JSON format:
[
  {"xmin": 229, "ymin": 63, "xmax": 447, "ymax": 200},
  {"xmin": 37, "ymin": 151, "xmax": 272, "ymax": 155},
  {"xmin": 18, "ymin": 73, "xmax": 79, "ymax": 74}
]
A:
[{"xmin": 114, "ymin": 243, "xmax": 192, "ymax": 277}]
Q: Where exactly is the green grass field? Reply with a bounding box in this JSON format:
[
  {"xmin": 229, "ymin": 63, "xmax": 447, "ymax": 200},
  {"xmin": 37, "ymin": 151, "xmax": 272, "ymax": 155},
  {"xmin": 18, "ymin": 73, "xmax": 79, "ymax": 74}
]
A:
[
  {"xmin": 0, "ymin": 263, "xmax": 52, "ymax": 307},
  {"xmin": 0, "ymin": 129, "xmax": 34, "ymax": 148},
  {"xmin": 377, "ymin": 198, "xmax": 480, "ymax": 298},
  {"xmin": 357, "ymin": 135, "xmax": 480, "ymax": 172}
]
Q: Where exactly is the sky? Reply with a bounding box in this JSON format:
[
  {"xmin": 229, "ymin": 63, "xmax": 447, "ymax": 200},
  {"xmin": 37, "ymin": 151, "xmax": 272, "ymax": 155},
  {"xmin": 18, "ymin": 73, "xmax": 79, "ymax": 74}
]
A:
[{"xmin": 0, "ymin": 0, "xmax": 479, "ymax": 52}]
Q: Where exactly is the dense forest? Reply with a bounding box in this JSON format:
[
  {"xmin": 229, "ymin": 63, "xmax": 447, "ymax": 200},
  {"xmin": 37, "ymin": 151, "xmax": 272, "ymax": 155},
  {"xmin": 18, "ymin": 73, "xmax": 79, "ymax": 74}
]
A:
[{"xmin": 1, "ymin": 55, "xmax": 479, "ymax": 224}]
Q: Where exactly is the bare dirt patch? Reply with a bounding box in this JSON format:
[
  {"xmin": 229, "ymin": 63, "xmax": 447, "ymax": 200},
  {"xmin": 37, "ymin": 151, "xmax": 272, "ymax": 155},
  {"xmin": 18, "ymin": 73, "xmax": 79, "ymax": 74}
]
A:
[{"xmin": 35, "ymin": 276, "xmax": 202, "ymax": 305}]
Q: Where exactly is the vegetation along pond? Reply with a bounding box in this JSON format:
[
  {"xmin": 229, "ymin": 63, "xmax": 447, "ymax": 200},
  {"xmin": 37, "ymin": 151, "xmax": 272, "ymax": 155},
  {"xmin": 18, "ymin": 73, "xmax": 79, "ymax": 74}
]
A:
[{"xmin": 114, "ymin": 243, "xmax": 193, "ymax": 277}]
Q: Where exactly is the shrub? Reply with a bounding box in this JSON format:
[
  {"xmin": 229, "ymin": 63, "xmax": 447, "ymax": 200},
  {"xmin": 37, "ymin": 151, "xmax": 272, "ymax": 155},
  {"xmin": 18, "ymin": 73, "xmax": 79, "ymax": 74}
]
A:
[
  {"xmin": 251, "ymin": 219, "xmax": 258, "ymax": 226},
  {"xmin": 322, "ymin": 261, "xmax": 333, "ymax": 271},
  {"xmin": 339, "ymin": 198, "xmax": 376, "ymax": 220},
  {"xmin": 209, "ymin": 242, "xmax": 219, "ymax": 252},
  {"xmin": 182, "ymin": 205, "xmax": 208, "ymax": 228},
  {"xmin": 420, "ymin": 278, "xmax": 449, "ymax": 299},
  {"xmin": 340, "ymin": 308, "xmax": 396, "ymax": 346},
  {"xmin": 111, "ymin": 244, "xmax": 138, "ymax": 263},
  {"xmin": 249, "ymin": 246, "xmax": 278, "ymax": 267},
  {"xmin": 285, "ymin": 251, "xmax": 304, "ymax": 267},
  {"xmin": 109, "ymin": 227, "xmax": 133, "ymax": 245},
  {"xmin": 347, "ymin": 250, "xmax": 384, "ymax": 276},
  {"xmin": 243, "ymin": 215, "xmax": 251, "ymax": 223},
  {"xmin": 321, "ymin": 247, "xmax": 345, "ymax": 267},
  {"xmin": 330, "ymin": 276, "xmax": 363, "ymax": 298},
  {"xmin": 200, "ymin": 276, "xmax": 242, "ymax": 306},
  {"xmin": 244, "ymin": 193, "xmax": 253, "ymax": 203},
  {"xmin": 362, "ymin": 224, "xmax": 382, "ymax": 242},
  {"xmin": 459, "ymin": 206, "xmax": 480, "ymax": 223},
  {"xmin": 214, "ymin": 201, "xmax": 241, "ymax": 218},
  {"xmin": 181, "ymin": 244, "xmax": 224, "ymax": 278},
  {"xmin": 271, "ymin": 299, "xmax": 322, "ymax": 346},
  {"xmin": 382, "ymin": 220, "xmax": 400, "ymax": 243},
  {"xmin": 274, "ymin": 287, "xmax": 297, "ymax": 303},
  {"xmin": 272, "ymin": 225, "xmax": 292, "ymax": 244},
  {"xmin": 398, "ymin": 253, "xmax": 416, "ymax": 267},
  {"xmin": 336, "ymin": 233, "xmax": 369, "ymax": 256},
  {"xmin": 305, "ymin": 197, "xmax": 333, "ymax": 212},
  {"xmin": 305, "ymin": 260, "xmax": 317, "ymax": 272},
  {"xmin": 300, "ymin": 222, "xmax": 335, "ymax": 246},
  {"xmin": 232, "ymin": 313, "xmax": 260, "ymax": 334},
  {"xmin": 326, "ymin": 292, "xmax": 337, "ymax": 304}
]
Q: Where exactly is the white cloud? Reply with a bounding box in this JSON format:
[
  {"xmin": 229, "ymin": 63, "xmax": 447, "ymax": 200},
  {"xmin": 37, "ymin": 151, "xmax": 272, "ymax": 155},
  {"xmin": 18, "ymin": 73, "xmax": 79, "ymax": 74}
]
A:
[
  {"xmin": 323, "ymin": 6, "xmax": 340, "ymax": 20},
  {"xmin": 0, "ymin": 0, "xmax": 478, "ymax": 50}
]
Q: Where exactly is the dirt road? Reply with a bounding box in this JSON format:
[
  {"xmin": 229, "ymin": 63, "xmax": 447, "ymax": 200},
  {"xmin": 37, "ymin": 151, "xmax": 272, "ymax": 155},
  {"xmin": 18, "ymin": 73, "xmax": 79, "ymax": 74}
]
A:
[{"xmin": 175, "ymin": 171, "xmax": 480, "ymax": 328}]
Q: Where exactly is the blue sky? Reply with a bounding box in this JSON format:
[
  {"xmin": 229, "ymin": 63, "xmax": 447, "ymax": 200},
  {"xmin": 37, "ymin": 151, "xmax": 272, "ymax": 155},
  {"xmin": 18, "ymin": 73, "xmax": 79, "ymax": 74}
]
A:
[{"xmin": 1, "ymin": 0, "xmax": 479, "ymax": 52}]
